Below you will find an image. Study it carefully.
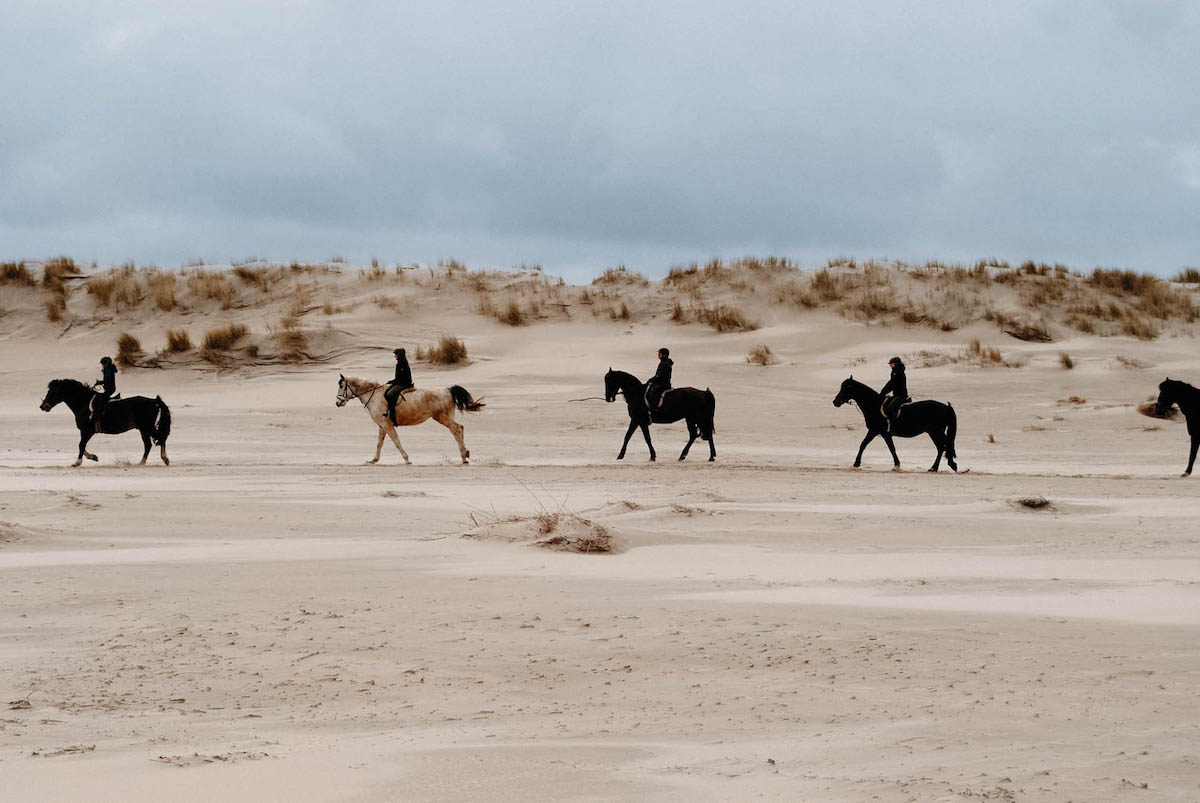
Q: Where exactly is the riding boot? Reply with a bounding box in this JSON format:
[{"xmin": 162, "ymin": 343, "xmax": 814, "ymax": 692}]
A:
[{"xmin": 387, "ymin": 398, "xmax": 398, "ymax": 425}]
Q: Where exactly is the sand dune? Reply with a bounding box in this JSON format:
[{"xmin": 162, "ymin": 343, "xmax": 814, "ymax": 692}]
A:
[{"xmin": 2, "ymin": 259, "xmax": 1199, "ymax": 801}]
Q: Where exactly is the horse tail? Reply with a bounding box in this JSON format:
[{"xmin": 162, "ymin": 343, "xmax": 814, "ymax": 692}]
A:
[
  {"xmin": 153, "ymin": 396, "xmax": 172, "ymax": 445},
  {"xmin": 944, "ymin": 402, "xmax": 956, "ymax": 460},
  {"xmin": 449, "ymin": 385, "xmax": 486, "ymax": 413},
  {"xmin": 701, "ymin": 388, "xmax": 716, "ymax": 441}
]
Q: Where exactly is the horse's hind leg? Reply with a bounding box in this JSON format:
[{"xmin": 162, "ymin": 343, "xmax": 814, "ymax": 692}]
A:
[
  {"xmin": 927, "ymin": 432, "xmax": 944, "ymax": 472},
  {"xmin": 160, "ymin": 443, "xmax": 170, "ymax": 466},
  {"xmin": 640, "ymin": 422, "xmax": 656, "ymax": 462},
  {"xmin": 1185, "ymin": 435, "xmax": 1198, "ymax": 476},
  {"xmin": 436, "ymin": 412, "xmax": 468, "ymax": 464},
  {"xmin": 679, "ymin": 422, "xmax": 698, "ymax": 461},
  {"xmin": 882, "ymin": 433, "xmax": 901, "ymax": 469},
  {"xmin": 707, "ymin": 430, "xmax": 716, "ymax": 461},
  {"xmin": 385, "ymin": 423, "xmax": 412, "ymax": 465},
  {"xmin": 140, "ymin": 432, "xmax": 152, "ymax": 465}
]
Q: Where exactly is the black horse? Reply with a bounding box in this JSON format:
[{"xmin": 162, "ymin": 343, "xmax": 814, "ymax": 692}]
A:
[
  {"xmin": 1154, "ymin": 377, "xmax": 1200, "ymax": 476},
  {"xmin": 40, "ymin": 379, "xmax": 172, "ymax": 467},
  {"xmin": 604, "ymin": 369, "xmax": 716, "ymax": 461},
  {"xmin": 832, "ymin": 376, "xmax": 957, "ymax": 472}
]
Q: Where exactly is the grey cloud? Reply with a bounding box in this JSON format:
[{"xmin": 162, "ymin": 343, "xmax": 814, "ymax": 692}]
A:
[{"xmin": 1, "ymin": 0, "xmax": 1197, "ymax": 277}]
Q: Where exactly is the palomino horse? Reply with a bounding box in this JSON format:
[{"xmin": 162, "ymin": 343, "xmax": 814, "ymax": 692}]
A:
[
  {"xmin": 604, "ymin": 369, "xmax": 716, "ymax": 461},
  {"xmin": 832, "ymin": 376, "xmax": 958, "ymax": 472},
  {"xmin": 40, "ymin": 378, "xmax": 172, "ymax": 467},
  {"xmin": 335, "ymin": 375, "xmax": 484, "ymax": 464},
  {"xmin": 1154, "ymin": 377, "xmax": 1200, "ymax": 476}
]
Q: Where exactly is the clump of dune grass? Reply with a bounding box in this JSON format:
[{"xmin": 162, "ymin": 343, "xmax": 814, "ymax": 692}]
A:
[
  {"xmin": 610, "ymin": 301, "xmax": 631, "ymax": 321},
  {"xmin": 202, "ymin": 322, "xmax": 248, "ymax": 352},
  {"xmin": 273, "ymin": 319, "xmax": 308, "ymax": 362},
  {"xmin": 592, "ymin": 266, "xmax": 648, "ymax": 286},
  {"xmin": 186, "ymin": 270, "xmax": 239, "ymax": 309},
  {"xmin": 165, "ymin": 329, "xmax": 192, "ymax": 353},
  {"xmin": 496, "ymin": 299, "xmax": 526, "ymax": 326},
  {"xmin": 1059, "ymin": 352, "xmax": 1074, "ymax": 369},
  {"xmin": 0, "ymin": 261, "xmax": 35, "ymax": 285},
  {"xmin": 416, "ymin": 335, "xmax": 468, "ymax": 365},
  {"xmin": 671, "ymin": 300, "xmax": 687, "ymax": 323},
  {"xmin": 747, "ymin": 344, "xmax": 774, "ymax": 365},
  {"xmin": 41, "ymin": 257, "xmax": 76, "ymax": 321},
  {"xmin": 146, "ymin": 271, "xmax": 178, "ymax": 311},
  {"xmin": 116, "ymin": 332, "xmax": 143, "ymax": 367},
  {"xmin": 1173, "ymin": 268, "xmax": 1200, "ymax": 283},
  {"xmin": 1114, "ymin": 354, "xmax": 1146, "ymax": 369},
  {"xmin": 695, "ymin": 304, "xmax": 758, "ymax": 333},
  {"xmin": 86, "ymin": 267, "xmax": 143, "ymax": 310},
  {"xmin": 232, "ymin": 266, "xmax": 276, "ymax": 292},
  {"xmin": 43, "ymin": 294, "xmax": 67, "ymax": 321},
  {"xmin": 1138, "ymin": 395, "xmax": 1178, "ymax": 420},
  {"xmin": 1014, "ymin": 496, "xmax": 1053, "ymax": 510},
  {"xmin": 372, "ymin": 293, "xmax": 400, "ymax": 311}
]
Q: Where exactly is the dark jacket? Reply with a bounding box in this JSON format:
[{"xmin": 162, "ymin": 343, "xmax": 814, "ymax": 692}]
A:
[
  {"xmin": 651, "ymin": 356, "xmax": 673, "ymax": 388},
  {"xmin": 101, "ymin": 363, "xmax": 118, "ymax": 396},
  {"xmin": 881, "ymin": 363, "xmax": 907, "ymax": 400},
  {"xmin": 391, "ymin": 354, "xmax": 412, "ymax": 389}
]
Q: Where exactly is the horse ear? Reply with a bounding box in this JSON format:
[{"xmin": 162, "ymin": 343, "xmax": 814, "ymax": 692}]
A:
[
  {"xmin": 339, "ymin": 373, "xmax": 344, "ymax": 380},
  {"xmin": 849, "ymin": 374, "xmax": 853, "ymax": 380}
]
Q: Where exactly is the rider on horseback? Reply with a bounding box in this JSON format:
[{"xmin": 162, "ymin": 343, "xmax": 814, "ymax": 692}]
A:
[
  {"xmin": 385, "ymin": 348, "xmax": 413, "ymax": 425},
  {"xmin": 645, "ymin": 348, "xmax": 673, "ymax": 413},
  {"xmin": 90, "ymin": 356, "xmax": 118, "ymax": 433},
  {"xmin": 880, "ymin": 356, "xmax": 909, "ymax": 433}
]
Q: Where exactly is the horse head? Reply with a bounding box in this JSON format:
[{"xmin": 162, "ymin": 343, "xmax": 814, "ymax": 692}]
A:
[
  {"xmin": 833, "ymin": 376, "xmax": 855, "ymax": 407},
  {"xmin": 40, "ymin": 379, "xmax": 82, "ymax": 412},
  {"xmin": 1155, "ymin": 377, "xmax": 1178, "ymax": 417},
  {"xmin": 604, "ymin": 368, "xmax": 618, "ymax": 403},
  {"xmin": 335, "ymin": 374, "xmax": 352, "ymax": 407}
]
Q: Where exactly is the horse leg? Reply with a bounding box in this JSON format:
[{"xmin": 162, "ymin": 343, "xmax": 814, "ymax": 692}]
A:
[
  {"xmin": 882, "ymin": 433, "xmax": 900, "ymax": 469},
  {"xmin": 83, "ymin": 448, "xmax": 98, "ymax": 461},
  {"xmin": 854, "ymin": 431, "xmax": 877, "ymax": 468},
  {"xmin": 385, "ymin": 423, "xmax": 411, "ymax": 464},
  {"xmin": 707, "ymin": 430, "xmax": 716, "ymax": 461},
  {"xmin": 617, "ymin": 420, "xmax": 637, "ymax": 460},
  {"xmin": 368, "ymin": 427, "xmax": 385, "ymax": 464},
  {"xmin": 160, "ymin": 443, "xmax": 170, "ymax": 466},
  {"xmin": 140, "ymin": 431, "xmax": 152, "ymax": 465},
  {"xmin": 928, "ymin": 431, "xmax": 944, "ymax": 473},
  {"xmin": 74, "ymin": 431, "xmax": 94, "ymax": 467},
  {"xmin": 436, "ymin": 412, "xmax": 469, "ymax": 464},
  {"xmin": 679, "ymin": 421, "xmax": 697, "ymax": 461},
  {"xmin": 640, "ymin": 422, "xmax": 656, "ymax": 462},
  {"xmin": 1185, "ymin": 435, "xmax": 1198, "ymax": 476}
]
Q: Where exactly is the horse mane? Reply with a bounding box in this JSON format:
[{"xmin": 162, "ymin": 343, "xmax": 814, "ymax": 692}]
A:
[
  {"xmin": 344, "ymin": 377, "xmax": 383, "ymax": 395},
  {"xmin": 844, "ymin": 376, "xmax": 880, "ymax": 399},
  {"xmin": 50, "ymin": 378, "xmax": 91, "ymax": 393},
  {"xmin": 608, "ymin": 369, "xmax": 643, "ymax": 386}
]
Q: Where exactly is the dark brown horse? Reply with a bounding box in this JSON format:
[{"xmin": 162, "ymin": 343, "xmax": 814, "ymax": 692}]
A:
[
  {"xmin": 40, "ymin": 379, "xmax": 172, "ymax": 466},
  {"xmin": 833, "ymin": 376, "xmax": 957, "ymax": 472},
  {"xmin": 604, "ymin": 369, "xmax": 716, "ymax": 461},
  {"xmin": 1154, "ymin": 377, "xmax": 1200, "ymax": 476}
]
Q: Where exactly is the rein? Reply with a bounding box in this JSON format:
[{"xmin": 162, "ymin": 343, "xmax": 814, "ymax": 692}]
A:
[{"xmin": 342, "ymin": 383, "xmax": 381, "ymax": 406}]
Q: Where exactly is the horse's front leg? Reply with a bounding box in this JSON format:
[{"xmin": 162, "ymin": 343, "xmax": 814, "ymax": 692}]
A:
[
  {"xmin": 617, "ymin": 420, "xmax": 637, "ymax": 460},
  {"xmin": 1185, "ymin": 435, "xmax": 1198, "ymax": 477},
  {"xmin": 74, "ymin": 431, "xmax": 94, "ymax": 467},
  {"xmin": 882, "ymin": 432, "xmax": 901, "ymax": 470},
  {"xmin": 368, "ymin": 426, "xmax": 385, "ymax": 464},
  {"xmin": 385, "ymin": 423, "xmax": 411, "ymax": 465},
  {"xmin": 640, "ymin": 422, "xmax": 656, "ymax": 462},
  {"xmin": 854, "ymin": 431, "xmax": 877, "ymax": 468}
]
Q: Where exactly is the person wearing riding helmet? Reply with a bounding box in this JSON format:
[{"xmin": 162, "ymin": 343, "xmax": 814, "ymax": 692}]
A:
[
  {"xmin": 385, "ymin": 348, "xmax": 413, "ymax": 425},
  {"xmin": 645, "ymin": 347, "xmax": 673, "ymax": 412},
  {"xmin": 91, "ymin": 356, "xmax": 118, "ymax": 432},
  {"xmin": 880, "ymin": 356, "xmax": 909, "ymax": 433}
]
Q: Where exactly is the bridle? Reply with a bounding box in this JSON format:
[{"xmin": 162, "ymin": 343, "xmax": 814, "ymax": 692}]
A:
[{"xmin": 338, "ymin": 381, "xmax": 381, "ymax": 407}]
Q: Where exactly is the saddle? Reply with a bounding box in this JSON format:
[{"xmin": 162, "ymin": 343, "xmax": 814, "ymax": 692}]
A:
[
  {"xmin": 881, "ymin": 396, "xmax": 911, "ymax": 419},
  {"xmin": 89, "ymin": 393, "xmax": 120, "ymax": 413}
]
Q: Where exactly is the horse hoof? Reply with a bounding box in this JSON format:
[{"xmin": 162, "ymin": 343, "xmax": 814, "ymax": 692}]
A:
[
  {"xmin": 927, "ymin": 468, "xmax": 938, "ymax": 473},
  {"xmin": 71, "ymin": 461, "xmax": 82, "ymax": 468},
  {"xmin": 892, "ymin": 466, "xmax": 902, "ymax": 472},
  {"xmin": 678, "ymin": 456, "xmax": 686, "ymax": 462},
  {"xmin": 708, "ymin": 457, "xmax": 715, "ymax": 462},
  {"xmin": 648, "ymin": 457, "xmax": 656, "ymax": 462},
  {"xmin": 87, "ymin": 454, "xmax": 98, "ymax": 462},
  {"xmin": 616, "ymin": 455, "xmax": 625, "ymax": 460}
]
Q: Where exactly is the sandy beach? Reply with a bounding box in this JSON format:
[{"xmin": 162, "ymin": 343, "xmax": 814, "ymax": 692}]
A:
[{"xmin": 2, "ymin": 261, "xmax": 1200, "ymax": 801}]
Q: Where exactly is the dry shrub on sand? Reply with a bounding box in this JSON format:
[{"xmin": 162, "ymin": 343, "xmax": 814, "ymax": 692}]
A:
[
  {"xmin": 233, "ymin": 266, "xmax": 276, "ymax": 292},
  {"xmin": 610, "ymin": 302, "xmax": 631, "ymax": 321},
  {"xmin": 186, "ymin": 271, "xmax": 239, "ymax": 309},
  {"xmin": 417, "ymin": 335, "xmax": 468, "ymax": 365},
  {"xmin": 1059, "ymin": 352, "xmax": 1074, "ymax": 369},
  {"xmin": 497, "ymin": 299, "xmax": 526, "ymax": 326},
  {"xmin": 116, "ymin": 332, "xmax": 143, "ymax": 367},
  {"xmin": 1, "ymin": 261, "xmax": 35, "ymax": 285},
  {"xmin": 43, "ymin": 293, "xmax": 67, "ymax": 322},
  {"xmin": 275, "ymin": 328, "xmax": 308, "ymax": 362},
  {"xmin": 747, "ymin": 344, "xmax": 774, "ymax": 365},
  {"xmin": 1174, "ymin": 268, "xmax": 1200, "ymax": 283},
  {"xmin": 147, "ymin": 272, "xmax": 178, "ymax": 311},
  {"xmin": 695, "ymin": 304, "xmax": 758, "ymax": 333},
  {"xmin": 41, "ymin": 257, "xmax": 75, "ymax": 321},
  {"xmin": 593, "ymin": 266, "xmax": 648, "ymax": 286},
  {"xmin": 165, "ymin": 329, "xmax": 192, "ymax": 353},
  {"xmin": 1014, "ymin": 496, "xmax": 1053, "ymax": 510},
  {"xmin": 86, "ymin": 268, "xmax": 143, "ymax": 309},
  {"xmin": 202, "ymin": 323, "xmax": 248, "ymax": 352},
  {"xmin": 468, "ymin": 513, "xmax": 613, "ymax": 554},
  {"xmin": 372, "ymin": 294, "xmax": 400, "ymax": 311}
]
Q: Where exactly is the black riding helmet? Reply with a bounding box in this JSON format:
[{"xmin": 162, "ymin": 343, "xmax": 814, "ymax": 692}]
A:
[
  {"xmin": 658, "ymin": 347, "xmax": 670, "ymax": 358},
  {"xmin": 889, "ymin": 356, "xmax": 903, "ymax": 368},
  {"xmin": 100, "ymin": 356, "xmax": 112, "ymax": 365},
  {"xmin": 394, "ymin": 348, "xmax": 405, "ymax": 357}
]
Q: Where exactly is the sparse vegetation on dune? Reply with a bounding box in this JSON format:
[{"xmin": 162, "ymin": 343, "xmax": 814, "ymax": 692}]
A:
[
  {"xmin": 1173, "ymin": 268, "xmax": 1200, "ymax": 283},
  {"xmin": 272, "ymin": 318, "xmax": 308, "ymax": 362},
  {"xmin": 201, "ymin": 323, "xmax": 249, "ymax": 354},
  {"xmin": 165, "ymin": 329, "xmax": 192, "ymax": 353},
  {"xmin": 116, "ymin": 332, "xmax": 143, "ymax": 367},
  {"xmin": 416, "ymin": 335, "xmax": 468, "ymax": 365},
  {"xmin": 593, "ymin": 266, "xmax": 648, "ymax": 286},
  {"xmin": 1, "ymin": 261, "xmax": 35, "ymax": 285},
  {"xmin": 1059, "ymin": 352, "xmax": 1074, "ymax": 369},
  {"xmin": 747, "ymin": 344, "xmax": 774, "ymax": 365},
  {"xmin": 186, "ymin": 270, "xmax": 239, "ymax": 309},
  {"xmin": 695, "ymin": 304, "xmax": 758, "ymax": 333}
]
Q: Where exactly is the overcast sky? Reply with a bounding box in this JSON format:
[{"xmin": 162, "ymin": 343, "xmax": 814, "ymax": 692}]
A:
[{"xmin": 2, "ymin": 1, "xmax": 1197, "ymax": 278}]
